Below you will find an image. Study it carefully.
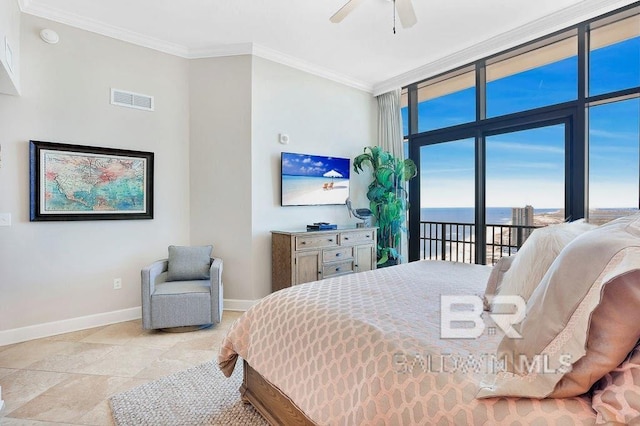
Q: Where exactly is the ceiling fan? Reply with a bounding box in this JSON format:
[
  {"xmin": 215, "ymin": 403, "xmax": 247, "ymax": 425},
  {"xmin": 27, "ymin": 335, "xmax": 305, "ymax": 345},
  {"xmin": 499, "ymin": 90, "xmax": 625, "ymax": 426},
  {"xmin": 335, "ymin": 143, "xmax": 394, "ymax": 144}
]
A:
[{"xmin": 330, "ymin": 0, "xmax": 417, "ymax": 29}]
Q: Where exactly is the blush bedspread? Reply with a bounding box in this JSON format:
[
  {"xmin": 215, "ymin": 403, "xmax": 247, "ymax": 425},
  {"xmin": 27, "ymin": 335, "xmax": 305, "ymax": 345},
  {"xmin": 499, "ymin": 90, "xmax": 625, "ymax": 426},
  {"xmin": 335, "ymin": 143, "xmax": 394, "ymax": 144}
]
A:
[{"xmin": 219, "ymin": 260, "xmax": 595, "ymax": 425}]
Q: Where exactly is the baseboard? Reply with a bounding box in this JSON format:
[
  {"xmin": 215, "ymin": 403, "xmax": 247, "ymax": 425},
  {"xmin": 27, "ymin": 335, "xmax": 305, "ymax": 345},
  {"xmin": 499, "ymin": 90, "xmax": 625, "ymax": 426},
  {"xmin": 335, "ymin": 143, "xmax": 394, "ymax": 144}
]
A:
[
  {"xmin": 223, "ymin": 298, "xmax": 259, "ymax": 311},
  {"xmin": 0, "ymin": 307, "xmax": 142, "ymax": 347},
  {"xmin": 0, "ymin": 299, "xmax": 258, "ymax": 346}
]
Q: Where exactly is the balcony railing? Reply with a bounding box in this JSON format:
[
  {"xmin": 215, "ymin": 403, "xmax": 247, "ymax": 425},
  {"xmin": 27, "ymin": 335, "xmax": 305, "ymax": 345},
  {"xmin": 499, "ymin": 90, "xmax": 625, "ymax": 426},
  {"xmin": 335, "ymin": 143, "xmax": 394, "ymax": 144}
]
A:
[{"xmin": 419, "ymin": 221, "xmax": 541, "ymax": 264}]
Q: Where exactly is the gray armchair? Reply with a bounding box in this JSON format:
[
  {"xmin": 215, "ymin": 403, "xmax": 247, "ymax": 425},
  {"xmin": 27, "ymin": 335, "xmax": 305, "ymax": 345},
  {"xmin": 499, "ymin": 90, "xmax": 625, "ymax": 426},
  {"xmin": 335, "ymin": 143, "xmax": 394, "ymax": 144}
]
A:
[{"xmin": 141, "ymin": 249, "xmax": 223, "ymax": 331}]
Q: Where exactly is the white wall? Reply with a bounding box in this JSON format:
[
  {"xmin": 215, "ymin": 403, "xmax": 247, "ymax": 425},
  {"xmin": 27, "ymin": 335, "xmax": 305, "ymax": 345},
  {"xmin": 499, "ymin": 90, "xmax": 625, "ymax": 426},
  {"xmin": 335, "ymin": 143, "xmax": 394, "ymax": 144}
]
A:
[
  {"xmin": 250, "ymin": 57, "xmax": 377, "ymax": 298},
  {"xmin": 188, "ymin": 55, "xmax": 254, "ymax": 305},
  {"xmin": 0, "ymin": 0, "xmax": 20, "ymax": 94},
  {"xmin": 0, "ymin": 15, "xmax": 191, "ymax": 335}
]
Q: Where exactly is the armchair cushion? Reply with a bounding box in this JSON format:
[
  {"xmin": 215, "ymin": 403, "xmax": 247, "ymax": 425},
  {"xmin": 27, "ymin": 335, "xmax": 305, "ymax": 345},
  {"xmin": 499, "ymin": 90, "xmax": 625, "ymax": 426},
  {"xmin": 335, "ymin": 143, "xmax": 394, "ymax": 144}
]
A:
[{"xmin": 167, "ymin": 245, "xmax": 212, "ymax": 281}]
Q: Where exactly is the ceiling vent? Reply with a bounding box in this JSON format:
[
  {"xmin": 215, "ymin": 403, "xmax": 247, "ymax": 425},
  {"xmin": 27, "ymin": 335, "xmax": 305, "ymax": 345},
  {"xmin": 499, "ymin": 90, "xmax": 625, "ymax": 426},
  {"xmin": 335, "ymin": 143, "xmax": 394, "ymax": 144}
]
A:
[{"xmin": 110, "ymin": 88, "xmax": 154, "ymax": 112}]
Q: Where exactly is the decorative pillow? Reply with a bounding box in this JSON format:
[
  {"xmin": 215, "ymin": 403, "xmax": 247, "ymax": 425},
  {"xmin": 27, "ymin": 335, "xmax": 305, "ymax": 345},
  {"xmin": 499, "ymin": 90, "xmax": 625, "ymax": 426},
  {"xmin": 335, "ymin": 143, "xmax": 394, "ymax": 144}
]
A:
[
  {"xmin": 477, "ymin": 213, "xmax": 640, "ymax": 399},
  {"xmin": 493, "ymin": 220, "xmax": 596, "ymax": 309},
  {"xmin": 167, "ymin": 245, "xmax": 212, "ymax": 281},
  {"xmin": 592, "ymin": 343, "xmax": 640, "ymax": 425},
  {"xmin": 483, "ymin": 255, "xmax": 514, "ymax": 311}
]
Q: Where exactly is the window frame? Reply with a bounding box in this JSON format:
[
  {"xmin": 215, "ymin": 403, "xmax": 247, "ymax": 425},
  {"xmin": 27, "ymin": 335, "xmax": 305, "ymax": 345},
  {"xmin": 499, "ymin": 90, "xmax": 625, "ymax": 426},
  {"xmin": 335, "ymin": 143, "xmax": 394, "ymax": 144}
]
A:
[{"xmin": 405, "ymin": 4, "xmax": 640, "ymax": 263}]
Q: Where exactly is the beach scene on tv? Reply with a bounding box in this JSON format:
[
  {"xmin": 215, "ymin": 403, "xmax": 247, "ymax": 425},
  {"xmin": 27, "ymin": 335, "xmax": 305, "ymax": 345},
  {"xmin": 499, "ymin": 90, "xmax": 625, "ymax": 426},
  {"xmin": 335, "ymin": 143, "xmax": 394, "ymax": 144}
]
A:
[{"xmin": 281, "ymin": 152, "xmax": 350, "ymax": 206}]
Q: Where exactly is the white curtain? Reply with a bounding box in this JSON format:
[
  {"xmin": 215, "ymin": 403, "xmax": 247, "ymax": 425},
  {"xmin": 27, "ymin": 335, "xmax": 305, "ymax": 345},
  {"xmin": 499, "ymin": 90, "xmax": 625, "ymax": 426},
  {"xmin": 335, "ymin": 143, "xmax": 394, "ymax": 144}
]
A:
[
  {"xmin": 376, "ymin": 88, "xmax": 408, "ymax": 262},
  {"xmin": 377, "ymin": 88, "xmax": 405, "ymax": 161}
]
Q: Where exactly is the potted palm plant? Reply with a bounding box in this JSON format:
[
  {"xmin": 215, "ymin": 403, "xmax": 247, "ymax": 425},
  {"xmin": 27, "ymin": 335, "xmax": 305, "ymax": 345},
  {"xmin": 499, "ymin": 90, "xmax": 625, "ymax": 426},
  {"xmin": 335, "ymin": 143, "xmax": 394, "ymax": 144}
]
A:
[{"xmin": 353, "ymin": 146, "xmax": 417, "ymax": 267}]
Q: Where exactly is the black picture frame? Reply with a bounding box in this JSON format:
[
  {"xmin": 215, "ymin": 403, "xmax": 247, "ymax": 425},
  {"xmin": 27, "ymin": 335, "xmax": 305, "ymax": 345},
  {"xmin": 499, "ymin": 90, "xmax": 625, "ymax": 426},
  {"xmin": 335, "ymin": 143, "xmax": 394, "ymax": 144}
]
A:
[{"xmin": 29, "ymin": 140, "xmax": 154, "ymax": 221}]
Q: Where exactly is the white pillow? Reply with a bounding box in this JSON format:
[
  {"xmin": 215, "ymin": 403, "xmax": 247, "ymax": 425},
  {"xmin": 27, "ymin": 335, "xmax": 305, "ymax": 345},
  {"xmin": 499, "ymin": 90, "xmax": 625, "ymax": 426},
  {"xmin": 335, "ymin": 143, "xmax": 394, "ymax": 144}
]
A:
[{"xmin": 492, "ymin": 220, "xmax": 596, "ymax": 309}]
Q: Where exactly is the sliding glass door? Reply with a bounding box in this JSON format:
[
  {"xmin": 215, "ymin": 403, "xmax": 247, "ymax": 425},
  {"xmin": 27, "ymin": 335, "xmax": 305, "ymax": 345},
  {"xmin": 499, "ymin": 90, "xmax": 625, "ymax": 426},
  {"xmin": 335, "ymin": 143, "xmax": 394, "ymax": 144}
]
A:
[
  {"xmin": 485, "ymin": 124, "xmax": 566, "ymax": 263},
  {"xmin": 418, "ymin": 138, "xmax": 475, "ymax": 263}
]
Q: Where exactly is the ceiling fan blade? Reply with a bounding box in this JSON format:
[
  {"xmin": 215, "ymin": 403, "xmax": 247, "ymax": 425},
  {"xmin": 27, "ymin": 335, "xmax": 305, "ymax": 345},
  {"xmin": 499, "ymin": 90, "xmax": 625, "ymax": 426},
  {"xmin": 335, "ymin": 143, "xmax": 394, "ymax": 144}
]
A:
[
  {"xmin": 330, "ymin": 0, "xmax": 366, "ymax": 23},
  {"xmin": 395, "ymin": 0, "xmax": 417, "ymax": 28}
]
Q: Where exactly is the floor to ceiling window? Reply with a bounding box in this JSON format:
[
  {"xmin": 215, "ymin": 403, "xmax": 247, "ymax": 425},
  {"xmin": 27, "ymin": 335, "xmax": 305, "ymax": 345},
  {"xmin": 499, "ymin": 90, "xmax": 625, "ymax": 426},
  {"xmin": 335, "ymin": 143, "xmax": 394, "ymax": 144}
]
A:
[
  {"xmin": 419, "ymin": 139, "xmax": 475, "ymax": 263},
  {"xmin": 588, "ymin": 98, "xmax": 640, "ymax": 224},
  {"xmin": 485, "ymin": 124, "xmax": 566, "ymax": 263},
  {"xmin": 404, "ymin": 4, "xmax": 640, "ymax": 264},
  {"xmin": 486, "ymin": 36, "xmax": 578, "ymax": 118}
]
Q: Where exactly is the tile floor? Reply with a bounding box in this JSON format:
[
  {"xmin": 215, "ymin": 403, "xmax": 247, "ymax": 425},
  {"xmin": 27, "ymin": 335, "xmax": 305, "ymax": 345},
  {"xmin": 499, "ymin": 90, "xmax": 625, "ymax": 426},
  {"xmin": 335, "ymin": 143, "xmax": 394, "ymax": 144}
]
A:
[{"xmin": 0, "ymin": 310, "xmax": 243, "ymax": 425}]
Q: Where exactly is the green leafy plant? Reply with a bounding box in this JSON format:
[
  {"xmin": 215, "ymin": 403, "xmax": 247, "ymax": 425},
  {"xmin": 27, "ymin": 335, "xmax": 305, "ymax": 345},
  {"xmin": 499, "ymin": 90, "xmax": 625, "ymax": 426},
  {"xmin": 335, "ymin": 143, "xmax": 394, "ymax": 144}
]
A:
[{"xmin": 353, "ymin": 146, "xmax": 417, "ymax": 266}]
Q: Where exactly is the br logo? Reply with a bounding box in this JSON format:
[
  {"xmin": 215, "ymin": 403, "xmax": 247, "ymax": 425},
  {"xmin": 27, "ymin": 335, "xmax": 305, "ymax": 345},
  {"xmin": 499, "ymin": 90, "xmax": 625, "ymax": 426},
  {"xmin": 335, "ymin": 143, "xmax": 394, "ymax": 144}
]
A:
[{"xmin": 440, "ymin": 295, "xmax": 526, "ymax": 339}]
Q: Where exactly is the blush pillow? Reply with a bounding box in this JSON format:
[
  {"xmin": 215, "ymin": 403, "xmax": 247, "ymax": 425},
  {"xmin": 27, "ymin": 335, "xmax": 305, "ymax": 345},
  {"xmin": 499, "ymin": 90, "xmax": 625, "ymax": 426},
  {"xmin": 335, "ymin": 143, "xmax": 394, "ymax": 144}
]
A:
[
  {"xmin": 492, "ymin": 220, "xmax": 596, "ymax": 309},
  {"xmin": 477, "ymin": 213, "xmax": 640, "ymax": 399},
  {"xmin": 167, "ymin": 245, "xmax": 212, "ymax": 281},
  {"xmin": 592, "ymin": 343, "xmax": 640, "ymax": 425}
]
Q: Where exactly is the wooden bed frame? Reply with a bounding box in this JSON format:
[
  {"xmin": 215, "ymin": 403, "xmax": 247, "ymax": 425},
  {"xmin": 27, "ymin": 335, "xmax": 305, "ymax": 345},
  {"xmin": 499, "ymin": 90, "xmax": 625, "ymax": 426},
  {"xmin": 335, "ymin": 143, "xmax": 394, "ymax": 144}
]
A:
[{"xmin": 240, "ymin": 360, "xmax": 316, "ymax": 425}]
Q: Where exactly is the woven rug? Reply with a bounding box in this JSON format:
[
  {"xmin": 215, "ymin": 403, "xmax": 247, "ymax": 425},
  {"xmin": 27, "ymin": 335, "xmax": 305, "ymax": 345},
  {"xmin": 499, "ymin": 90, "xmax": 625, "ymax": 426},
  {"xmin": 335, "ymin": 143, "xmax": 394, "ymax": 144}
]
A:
[{"xmin": 109, "ymin": 360, "xmax": 267, "ymax": 425}]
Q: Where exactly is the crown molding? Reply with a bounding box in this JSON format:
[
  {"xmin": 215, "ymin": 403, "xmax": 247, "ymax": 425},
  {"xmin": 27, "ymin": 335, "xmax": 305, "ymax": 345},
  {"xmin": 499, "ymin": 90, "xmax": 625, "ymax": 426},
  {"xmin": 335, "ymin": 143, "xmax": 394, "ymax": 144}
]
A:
[
  {"xmin": 372, "ymin": 0, "xmax": 638, "ymax": 96},
  {"xmin": 19, "ymin": 1, "xmax": 373, "ymax": 93},
  {"xmin": 19, "ymin": 0, "xmax": 189, "ymax": 57},
  {"xmin": 250, "ymin": 44, "xmax": 373, "ymax": 93},
  {"xmin": 188, "ymin": 42, "xmax": 254, "ymax": 59}
]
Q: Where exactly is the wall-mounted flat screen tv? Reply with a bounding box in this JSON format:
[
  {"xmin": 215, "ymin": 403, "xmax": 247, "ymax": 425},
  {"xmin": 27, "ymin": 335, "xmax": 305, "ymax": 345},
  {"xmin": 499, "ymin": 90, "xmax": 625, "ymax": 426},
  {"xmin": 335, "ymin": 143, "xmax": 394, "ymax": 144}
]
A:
[{"xmin": 281, "ymin": 152, "xmax": 350, "ymax": 206}]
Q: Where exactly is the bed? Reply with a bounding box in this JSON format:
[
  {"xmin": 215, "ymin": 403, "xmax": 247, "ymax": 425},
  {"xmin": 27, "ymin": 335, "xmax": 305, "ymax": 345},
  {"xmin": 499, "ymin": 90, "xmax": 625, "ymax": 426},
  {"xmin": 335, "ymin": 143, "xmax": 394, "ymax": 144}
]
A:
[{"xmin": 219, "ymin": 213, "xmax": 640, "ymax": 425}]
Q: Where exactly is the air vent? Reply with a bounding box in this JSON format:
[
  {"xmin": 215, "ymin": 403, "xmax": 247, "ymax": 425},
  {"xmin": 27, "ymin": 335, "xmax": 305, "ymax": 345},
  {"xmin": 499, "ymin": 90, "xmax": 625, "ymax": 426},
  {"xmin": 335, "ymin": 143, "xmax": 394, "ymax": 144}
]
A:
[{"xmin": 110, "ymin": 88, "xmax": 154, "ymax": 111}]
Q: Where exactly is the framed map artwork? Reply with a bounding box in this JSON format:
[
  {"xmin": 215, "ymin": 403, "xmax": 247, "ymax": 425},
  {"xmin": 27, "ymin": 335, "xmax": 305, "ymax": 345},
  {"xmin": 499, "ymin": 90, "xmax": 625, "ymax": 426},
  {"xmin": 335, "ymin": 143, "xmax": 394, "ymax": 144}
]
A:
[{"xmin": 29, "ymin": 140, "xmax": 154, "ymax": 221}]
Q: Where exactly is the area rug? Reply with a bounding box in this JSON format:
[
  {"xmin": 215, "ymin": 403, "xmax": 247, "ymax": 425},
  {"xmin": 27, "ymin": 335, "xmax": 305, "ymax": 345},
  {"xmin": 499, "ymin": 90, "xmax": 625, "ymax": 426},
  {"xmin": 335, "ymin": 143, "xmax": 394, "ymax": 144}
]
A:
[{"xmin": 109, "ymin": 360, "xmax": 267, "ymax": 425}]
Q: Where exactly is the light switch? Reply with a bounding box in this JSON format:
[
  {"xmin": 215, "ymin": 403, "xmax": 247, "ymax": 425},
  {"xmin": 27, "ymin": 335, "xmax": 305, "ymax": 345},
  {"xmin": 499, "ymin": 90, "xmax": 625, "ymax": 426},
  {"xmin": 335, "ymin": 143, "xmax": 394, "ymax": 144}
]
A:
[{"xmin": 0, "ymin": 213, "xmax": 11, "ymax": 226}]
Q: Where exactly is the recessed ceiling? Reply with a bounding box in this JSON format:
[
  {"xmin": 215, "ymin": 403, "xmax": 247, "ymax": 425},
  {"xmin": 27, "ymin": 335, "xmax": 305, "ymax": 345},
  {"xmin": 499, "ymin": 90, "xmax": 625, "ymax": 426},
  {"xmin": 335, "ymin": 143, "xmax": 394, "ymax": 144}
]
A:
[{"xmin": 18, "ymin": 0, "xmax": 636, "ymax": 93}]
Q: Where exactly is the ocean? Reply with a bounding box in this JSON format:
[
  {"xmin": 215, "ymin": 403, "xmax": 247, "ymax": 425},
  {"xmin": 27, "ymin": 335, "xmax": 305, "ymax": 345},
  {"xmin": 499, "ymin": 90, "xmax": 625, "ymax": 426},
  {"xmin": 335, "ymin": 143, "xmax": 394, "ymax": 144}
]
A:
[{"xmin": 421, "ymin": 207, "xmax": 561, "ymax": 225}]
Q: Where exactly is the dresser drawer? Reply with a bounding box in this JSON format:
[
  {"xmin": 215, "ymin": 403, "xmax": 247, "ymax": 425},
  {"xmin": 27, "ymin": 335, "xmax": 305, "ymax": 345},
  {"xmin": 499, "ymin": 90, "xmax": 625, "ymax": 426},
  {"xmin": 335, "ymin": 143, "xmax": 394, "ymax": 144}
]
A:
[
  {"xmin": 296, "ymin": 234, "xmax": 339, "ymax": 250},
  {"xmin": 322, "ymin": 260, "xmax": 354, "ymax": 278},
  {"xmin": 323, "ymin": 247, "xmax": 353, "ymax": 263},
  {"xmin": 340, "ymin": 231, "xmax": 375, "ymax": 245}
]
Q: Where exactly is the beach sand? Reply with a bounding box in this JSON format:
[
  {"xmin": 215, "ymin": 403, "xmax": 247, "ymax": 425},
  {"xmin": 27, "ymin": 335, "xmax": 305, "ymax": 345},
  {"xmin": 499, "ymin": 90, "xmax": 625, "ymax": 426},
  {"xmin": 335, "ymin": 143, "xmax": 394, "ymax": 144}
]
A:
[{"xmin": 282, "ymin": 183, "xmax": 349, "ymax": 206}]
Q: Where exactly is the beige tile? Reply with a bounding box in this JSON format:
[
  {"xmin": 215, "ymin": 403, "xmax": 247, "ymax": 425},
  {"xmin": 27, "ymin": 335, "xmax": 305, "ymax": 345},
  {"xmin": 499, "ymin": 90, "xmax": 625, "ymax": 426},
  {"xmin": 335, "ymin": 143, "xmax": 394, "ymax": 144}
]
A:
[
  {"xmin": 71, "ymin": 345, "xmax": 166, "ymax": 377},
  {"xmin": 125, "ymin": 328, "xmax": 192, "ymax": 350},
  {"xmin": 41, "ymin": 326, "xmax": 109, "ymax": 343},
  {"xmin": 0, "ymin": 367, "xmax": 16, "ymax": 379},
  {"xmin": 0, "ymin": 341, "xmax": 75, "ymax": 369},
  {"xmin": 76, "ymin": 376, "xmax": 149, "ymax": 426},
  {"xmin": 170, "ymin": 328, "xmax": 227, "ymax": 351},
  {"xmin": 134, "ymin": 347, "xmax": 217, "ymax": 380},
  {"xmin": 25, "ymin": 342, "xmax": 115, "ymax": 374},
  {"xmin": 0, "ymin": 370, "xmax": 71, "ymax": 415},
  {"xmin": 0, "ymin": 310, "xmax": 245, "ymax": 425},
  {"xmin": 0, "ymin": 343, "xmax": 18, "ymax": 354},
  {"xmin": 0, "ymin": 418, "xmax": 76, "ymax": 425},
  {"xmin": 76, "ymin": 400, "xmax": 115, "ymax": 426},
  {"xmin": 79, "ymin": 321, "xmax": 144, "ymax": 346},
  {"xmin": 7, "ymin": 374, "xmax": 132, "ymax": 424}
]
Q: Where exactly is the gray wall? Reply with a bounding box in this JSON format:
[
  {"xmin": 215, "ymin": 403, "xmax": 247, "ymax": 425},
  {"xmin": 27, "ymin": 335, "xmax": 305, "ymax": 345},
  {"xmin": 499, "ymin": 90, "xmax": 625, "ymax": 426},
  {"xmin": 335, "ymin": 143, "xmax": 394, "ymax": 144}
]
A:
[
  {"xmin": 0, "ymin": 14, "xmax": 377, "ymax": 340},
  {"xmin": 188, "ymin": 55, "xmax": 254, "ymax": 304},
  {"xmin": 0, "ymin": 15, "xmax": 191, "ymax": 333},
  {"xmin": 250, "ymin": 57, "xmax": 377, "ymax": 299}
]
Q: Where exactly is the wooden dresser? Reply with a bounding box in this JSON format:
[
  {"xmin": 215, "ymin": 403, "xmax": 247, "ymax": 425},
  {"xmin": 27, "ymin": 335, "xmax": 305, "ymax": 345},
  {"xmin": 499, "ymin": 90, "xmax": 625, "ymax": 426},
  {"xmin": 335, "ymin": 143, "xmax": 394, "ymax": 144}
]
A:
[{"xmin": 271, "ymin": 226, "xmax": 377, "ymax": 292}]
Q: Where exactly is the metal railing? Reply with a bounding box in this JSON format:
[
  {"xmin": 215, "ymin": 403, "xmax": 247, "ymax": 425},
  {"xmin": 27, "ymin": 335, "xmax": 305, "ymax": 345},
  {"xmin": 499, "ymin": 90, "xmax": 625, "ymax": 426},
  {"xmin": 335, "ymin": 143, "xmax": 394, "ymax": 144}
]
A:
[{"xmin": 419, "ymin": 221, "xmax": 541, "ymax": 264}]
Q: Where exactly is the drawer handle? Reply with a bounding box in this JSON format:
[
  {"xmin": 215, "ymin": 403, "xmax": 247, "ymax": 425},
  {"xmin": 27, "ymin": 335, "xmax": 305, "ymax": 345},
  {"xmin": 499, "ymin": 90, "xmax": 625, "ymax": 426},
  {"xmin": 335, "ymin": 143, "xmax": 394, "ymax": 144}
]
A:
[
  {"xmin": 318, "ymin": 271, "xmax": 322, "ymax": 275},
  {"xmin": 335, "ymin": 267, "xmax": 341, "ymax": 272},
  {"xmin": 335, "ymin": 253, "xmax": 341, "ymax": 257},
  {"xmin": 344, "ymin": 237, "xmax": 349, "ymax": 240},
  {"xmin": 366, "ymin": 235, "xmax": 370, "ymax": 238},
  {"xmin": 328, "ymin": 239, "xmax": 334, "ymax": 242},
  {"xmin": 301, "ymin": 241, "xmax": 306, "ymax": 245}
]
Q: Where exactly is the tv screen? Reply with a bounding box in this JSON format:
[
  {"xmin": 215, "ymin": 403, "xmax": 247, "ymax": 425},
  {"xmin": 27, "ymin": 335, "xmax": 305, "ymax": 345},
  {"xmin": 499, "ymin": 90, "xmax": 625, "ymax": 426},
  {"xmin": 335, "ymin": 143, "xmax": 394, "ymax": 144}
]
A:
[{"xmin": 281, "ymin": 152, "xmax": 350, "ymax": 206}]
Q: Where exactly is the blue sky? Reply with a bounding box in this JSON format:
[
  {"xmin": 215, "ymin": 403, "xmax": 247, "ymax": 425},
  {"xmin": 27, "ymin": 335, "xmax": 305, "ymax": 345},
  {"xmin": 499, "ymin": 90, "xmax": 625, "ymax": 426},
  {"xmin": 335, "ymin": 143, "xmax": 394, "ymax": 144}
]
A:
[
  {"xmin": 281, "ymin": 152, "xmax": 350, "ymax": 179},
  {"xmin": 402, "ymin": 36, "xmax": 640, "ymax": 209}
]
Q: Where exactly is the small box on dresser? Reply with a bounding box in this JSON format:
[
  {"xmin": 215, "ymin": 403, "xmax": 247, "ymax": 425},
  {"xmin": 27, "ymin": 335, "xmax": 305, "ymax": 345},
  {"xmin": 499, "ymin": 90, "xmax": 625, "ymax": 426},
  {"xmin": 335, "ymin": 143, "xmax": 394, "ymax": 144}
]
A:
[{"xmin": 271, "ymin": 226, "xmax": 377, "ymax": 292}]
